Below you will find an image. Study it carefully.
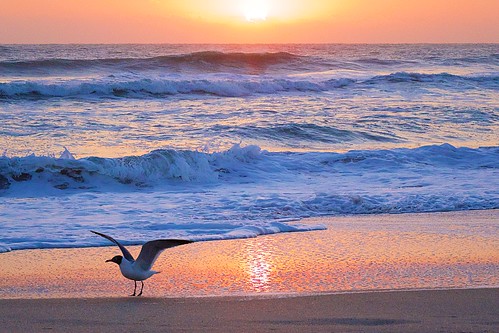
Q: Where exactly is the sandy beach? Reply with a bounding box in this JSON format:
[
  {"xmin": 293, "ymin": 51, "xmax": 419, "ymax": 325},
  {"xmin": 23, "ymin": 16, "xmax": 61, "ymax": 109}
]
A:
[
  {"xmin": 1, "ymin": 288, "xmax": 498, "ymax": 332},
  {"xmin": 0, "ymin": 210, "xmax": 498, "ymax": 331}
]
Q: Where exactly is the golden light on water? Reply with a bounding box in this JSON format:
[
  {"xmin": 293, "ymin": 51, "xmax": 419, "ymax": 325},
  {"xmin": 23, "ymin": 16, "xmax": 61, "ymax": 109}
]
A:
[
  {"xmin": 244, "ymin": 238, "xmax": 273, "ymax": 292},
  {"xmin": 1, "ymin": 212, "xmax": 497, "ymax": 299}
]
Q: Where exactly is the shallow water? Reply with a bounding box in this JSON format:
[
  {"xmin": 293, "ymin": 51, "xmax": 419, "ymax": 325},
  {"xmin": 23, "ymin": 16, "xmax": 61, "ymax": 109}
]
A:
[{"xmin": 0, "ymin": 211, "xmax": 497, "ymax": 299}]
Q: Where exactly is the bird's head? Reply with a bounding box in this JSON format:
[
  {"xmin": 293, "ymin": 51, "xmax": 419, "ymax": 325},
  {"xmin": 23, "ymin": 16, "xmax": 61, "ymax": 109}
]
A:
[{"xmin": 105, "ymin": 255, "xmax": 123, "ymax": 265}]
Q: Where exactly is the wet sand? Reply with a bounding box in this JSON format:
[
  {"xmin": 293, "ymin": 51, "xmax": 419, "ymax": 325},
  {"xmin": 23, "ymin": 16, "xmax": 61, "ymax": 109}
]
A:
[
  {"xmin": 0, "ymin": 210, "xmax": 498, "ymax": 331},
  {"xmin": 1, "ymin": 210, "xmax": 497, "ymax": 299},
  {"xmin": 0, "ymin": 289, "xmax": 498, "ymax": 332}
]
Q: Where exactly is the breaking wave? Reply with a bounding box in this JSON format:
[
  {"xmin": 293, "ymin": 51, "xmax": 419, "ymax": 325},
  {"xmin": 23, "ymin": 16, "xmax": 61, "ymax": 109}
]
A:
[
  {"xmin": 1, "ymin": 143, "xmax": 497, "ymax": 202},
  {"xmin": 0, "ymin": 72, "xmax": 497, "ymax": 99},
  {"xmin": 1, "ymin": 143, "xmax": 498, "ymax": 252}
]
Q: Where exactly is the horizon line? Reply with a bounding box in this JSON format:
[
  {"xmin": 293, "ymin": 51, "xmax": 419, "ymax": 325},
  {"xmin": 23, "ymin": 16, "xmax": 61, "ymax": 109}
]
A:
[{"xmin": 1, "ymin": 42, "xmax": 498, "ymax": 45}]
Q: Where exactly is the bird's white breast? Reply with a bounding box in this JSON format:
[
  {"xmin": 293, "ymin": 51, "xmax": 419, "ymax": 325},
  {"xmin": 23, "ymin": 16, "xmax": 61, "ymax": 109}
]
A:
[{"xmin": 119, "ymin": 259, "xmax": 156, "ymax": 281}]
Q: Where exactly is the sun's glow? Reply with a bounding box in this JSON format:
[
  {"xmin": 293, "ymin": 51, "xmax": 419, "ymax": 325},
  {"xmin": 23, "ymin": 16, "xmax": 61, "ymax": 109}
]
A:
[
  {"xmin": 2, "ymin": 0, "xmax": 496, "ymax": 43},
  {"xmin": 243, "ymin": 0, "xmax": 270, "ymax": 22}
]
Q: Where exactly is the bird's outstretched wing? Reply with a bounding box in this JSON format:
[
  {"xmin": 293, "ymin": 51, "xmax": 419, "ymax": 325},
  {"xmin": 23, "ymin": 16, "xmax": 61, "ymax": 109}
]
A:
[
  {"xmin": 91, "ymin": 230, "xmax": 135, "ymax": 261},
  {"xmin": 136, "ymin": 239, "xmax": 193, "ymax": 271}
]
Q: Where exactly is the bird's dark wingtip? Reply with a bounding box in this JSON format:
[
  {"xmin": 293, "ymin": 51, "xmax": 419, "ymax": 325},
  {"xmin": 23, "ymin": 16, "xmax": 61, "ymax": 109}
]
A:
[
  {"xmin": 167, "ymin": 239, "xmax": 194, "ymax": 244},
  {"xmin": 90, "ymin": 230, "xmax": 108, "ymax": 238}
]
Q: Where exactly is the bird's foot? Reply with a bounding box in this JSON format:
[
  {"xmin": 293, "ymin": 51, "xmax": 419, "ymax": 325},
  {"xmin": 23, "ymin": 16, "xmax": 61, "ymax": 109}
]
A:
[
  {"xmin": 130, "ymin": 293, "xmax": 136, "ymax": 297},
  {"xmin": 137, "ymin": 281, "xmax": 144, "ymax": 296},
  {"xmin": 130, "ymin": 280, "xmax": 137, "ymax": 296}
]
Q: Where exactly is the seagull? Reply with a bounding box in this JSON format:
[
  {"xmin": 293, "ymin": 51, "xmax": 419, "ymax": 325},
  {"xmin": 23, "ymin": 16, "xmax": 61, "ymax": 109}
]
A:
[{"xmin": 91, "ymin": 230, "xmax": 193, "ymax": 296}]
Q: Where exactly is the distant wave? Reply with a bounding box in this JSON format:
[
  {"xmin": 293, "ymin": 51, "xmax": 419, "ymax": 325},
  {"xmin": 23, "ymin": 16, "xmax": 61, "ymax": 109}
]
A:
[
  {"xmin": 0, "ymin": 72, "xmax": 497, "ymax": 99},
  {"xmin": 0, "ymin": 51, "xmax": 304, "ymax": 74},
  {"xmin": 364, "ymin": 72, "xmax": 499, "ymax": 85},
  {"xmin": 429, "ymin": 54, "xmax": 499, "ymax": 66},
  {"xmin": 0, "ymin": 77, "xmax": 325, "ymax": 98},
  {"xmin": 355, "ymin": 58, "xmax": 419, "ymax": 66},
  {"xmin": 2, "ymin": 52, "xmax": 497, "ymax": 74},
  {"xmin": 225, "ymin": 123, "xmax": 400, "ymax": 143}
]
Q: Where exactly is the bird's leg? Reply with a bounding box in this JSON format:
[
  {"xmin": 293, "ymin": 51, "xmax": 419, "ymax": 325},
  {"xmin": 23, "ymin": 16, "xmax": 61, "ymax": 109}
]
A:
[
  {"xmin": 130, "ymin": 281, "xmax": 137, "ymax": 297},
  {"xmin": 137, "ymin": 281, "xmax": 144, "ymax": 297}
]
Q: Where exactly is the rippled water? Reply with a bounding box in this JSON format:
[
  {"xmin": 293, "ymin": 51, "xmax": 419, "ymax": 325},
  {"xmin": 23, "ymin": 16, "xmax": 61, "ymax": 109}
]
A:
[
  {"xmin": 0, "ymin": 44, "xmax": 498, "ymax": 252},
  {"xmin": 1, "ymin": 44, "xmax": 497, "ymax": 156},
  {"xmin": 1, "ymin": 211, "xmax": 497, "ymax": 298}
]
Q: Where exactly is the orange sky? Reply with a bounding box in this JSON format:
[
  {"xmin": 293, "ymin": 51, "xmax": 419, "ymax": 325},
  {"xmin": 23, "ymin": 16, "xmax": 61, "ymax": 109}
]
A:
[{"xmin": 1, "ymin": 0, "xmax": 498, "ymax": 43}]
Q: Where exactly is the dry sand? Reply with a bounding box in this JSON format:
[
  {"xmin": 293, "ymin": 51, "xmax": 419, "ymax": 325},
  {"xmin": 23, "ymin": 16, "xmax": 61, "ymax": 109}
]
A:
[{"xmin": 0, "ymin": 289, "xmax": 498, "ymax": 332}]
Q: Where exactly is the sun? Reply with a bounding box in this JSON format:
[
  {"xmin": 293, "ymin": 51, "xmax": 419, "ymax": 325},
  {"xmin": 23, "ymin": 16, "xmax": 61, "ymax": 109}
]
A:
[{"xmin": 243, "ymin": 0, "xmax": 270, "ymax": 22}]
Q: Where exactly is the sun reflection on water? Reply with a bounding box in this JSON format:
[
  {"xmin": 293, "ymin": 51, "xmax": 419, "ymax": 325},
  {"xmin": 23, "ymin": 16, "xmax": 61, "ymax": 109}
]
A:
[{"xmin": 244, "ymin": 238, "xmax": 273, "ymax": 292}]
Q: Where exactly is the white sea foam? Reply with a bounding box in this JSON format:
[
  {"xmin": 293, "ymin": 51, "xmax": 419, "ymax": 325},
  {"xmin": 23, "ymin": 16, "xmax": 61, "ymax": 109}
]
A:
[
  {"xmin": 0, "ymin": 144, "xmax": 497, "ymax": 252},
  {"xmin": 0, "ymin": 72, "xmax": 497, "ymax": 98}
]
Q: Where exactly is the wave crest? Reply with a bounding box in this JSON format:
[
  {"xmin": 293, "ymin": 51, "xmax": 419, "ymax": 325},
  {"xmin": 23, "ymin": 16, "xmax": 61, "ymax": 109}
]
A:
[
  {"xmin": 0, "ymin": 144, "xmax": 264, "ymax": 191},
  {"xmin": 1, "ymin": 144, "xmax": 497, "ymax": 194},
  {"xmin": 0, "ymin": 51, "xmax": 303, "ymax": 74},
  {"xmin": 1, "ymin": 72, "xmax": 496, "ymax": 99}
]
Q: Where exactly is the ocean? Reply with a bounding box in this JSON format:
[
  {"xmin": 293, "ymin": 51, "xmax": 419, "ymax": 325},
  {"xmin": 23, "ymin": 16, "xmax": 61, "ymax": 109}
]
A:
[{"xmin": 0, "ymin": 44, "xmax": 498, "ymax": 252}]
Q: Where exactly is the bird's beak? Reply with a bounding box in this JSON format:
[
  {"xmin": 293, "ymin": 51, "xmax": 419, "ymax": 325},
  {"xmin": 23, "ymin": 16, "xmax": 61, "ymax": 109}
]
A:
[{"xmin": 105, "ymin": 259, "xmax": 112, "ymax": 263}]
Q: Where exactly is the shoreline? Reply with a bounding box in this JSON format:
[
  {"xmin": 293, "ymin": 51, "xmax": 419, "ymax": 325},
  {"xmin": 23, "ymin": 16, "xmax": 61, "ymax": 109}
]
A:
[
  {"xmin": 1, "ymin": 210, "xmax": 498, "ymax": 299},
  {"xmin": 1, "ymin": 208, "xmax": 497, "ymax": 256},
  {"xmin": 1, "ymin": 210, "xmax": 498, "ymax": 331}
]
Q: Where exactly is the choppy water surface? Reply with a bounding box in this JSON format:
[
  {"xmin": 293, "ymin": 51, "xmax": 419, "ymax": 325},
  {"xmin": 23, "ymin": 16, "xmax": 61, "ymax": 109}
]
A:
[{"xmin": 0, "ymin": 44, "xmax": 498, "ymax": 252}]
